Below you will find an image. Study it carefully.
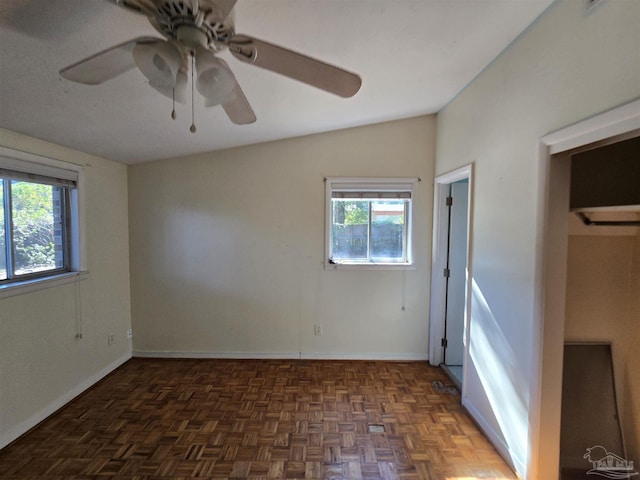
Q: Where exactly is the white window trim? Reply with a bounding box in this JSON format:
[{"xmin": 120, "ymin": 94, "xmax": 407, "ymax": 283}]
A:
[
  {"xmin": 324, "ymin": 176, "xmax": 418, "ymax": 270},
  {"xmin": 0, "ymin": 271, "xmax": 89, "ymax": 299},
  {"xmin": 0, "ymin": 146, "xmax": 87, "ymax": 297}
]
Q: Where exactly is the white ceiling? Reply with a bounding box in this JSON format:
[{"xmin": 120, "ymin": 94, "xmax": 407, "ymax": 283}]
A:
[{"xmin": 0, "ymin": 0, "xmax": 553, "ymax": 164}]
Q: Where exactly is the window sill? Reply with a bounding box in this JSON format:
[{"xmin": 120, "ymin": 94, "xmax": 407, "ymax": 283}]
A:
[
  {"xmin": 0, "ymin": 271, "xmax": 89, "ymax": 300},
  {"xmin": 324, "ymin": 262, "xmax": 416, "ymax": 271}
]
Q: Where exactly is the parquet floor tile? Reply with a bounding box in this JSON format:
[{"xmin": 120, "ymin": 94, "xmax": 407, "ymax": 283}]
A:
[{"xmin": 0, "ymin": 359, "xmax": 517, "ymax": 479}]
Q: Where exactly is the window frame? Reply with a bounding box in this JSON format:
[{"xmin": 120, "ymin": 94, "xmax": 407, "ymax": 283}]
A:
[
  {"xmin": 1, "ymin": 178, "xmax": 72, "ymax": 282},
  {"xmin": 324, "ymin": 177, "xmax": 417, "ymax": 270},
  {"xmin": 0, "ymin": 147, "xmax": 86, "ymax": 295}
]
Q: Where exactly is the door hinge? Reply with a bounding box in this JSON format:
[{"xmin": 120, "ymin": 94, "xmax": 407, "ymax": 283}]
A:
[
  {"xmin": 446, "ymin": 196, "xmax": 453, "ymax": 207},
  {"xmin": 443, "ymin": 268, "xmax": 450, "ymax": 278},
  {"xmin": 441, "ymin": 338, "xmax": 448, "ymax": 348}
]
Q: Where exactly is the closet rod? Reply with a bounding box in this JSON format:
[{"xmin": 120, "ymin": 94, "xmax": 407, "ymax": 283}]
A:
[{"xmin": 576, "ymin": 211, "xmax": 640, "ymax": 227}]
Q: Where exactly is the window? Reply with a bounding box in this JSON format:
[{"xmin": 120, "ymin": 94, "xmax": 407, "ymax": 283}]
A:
[
  {"xmin": 325, "ymin": 178, "xmax": 416, "ymax": 267},
  {"xmin": 0, "ymin": 154, "xmax": 81, "ymax": 286}
]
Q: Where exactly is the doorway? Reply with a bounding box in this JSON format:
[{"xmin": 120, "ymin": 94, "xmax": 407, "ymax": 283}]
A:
[
  {"xmin": 429, "ymin": 165, "xmax": 472, "ymax": 390},
  {"xmin": 532, "ymin": 99, "xmax": 640, "ymax": 480}
]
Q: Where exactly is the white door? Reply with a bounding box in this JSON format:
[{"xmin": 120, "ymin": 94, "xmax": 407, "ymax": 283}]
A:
[{"xmin": 443, "ymin": 179, "xmax": 468, "ymax": 365}]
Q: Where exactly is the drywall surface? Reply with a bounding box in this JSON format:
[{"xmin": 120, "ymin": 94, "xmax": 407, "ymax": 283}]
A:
[
  {"xmin": 632, "ymin": 233, "xmax": 640, "ymax": 463},
  {"xmin": 565, "ymin": 235, "xmax": 639, "ymax": 466},
  {"xmin": 435, "ymin": 0, "xmax": 640, "ymax": 477},
  {"xmin": 0, "ymin": 128, "xmax": 132, "ymax": 448},
  {"xmin": 128, "ymin": 116, "xmax": 435, "ymax": 359},
  {"xmin": 630, "ymin": 233, "xmax": 640, "ymax": 463}
]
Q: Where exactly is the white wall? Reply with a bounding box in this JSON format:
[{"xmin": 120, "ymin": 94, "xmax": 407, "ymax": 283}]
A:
[
  {"xmin": 565, "ymin": 233, "xmax": 640, "ymax": 464},
  {"xmin": 435, "ymin": 0, "xmax": 640, "ymax": 477},
  {"xmin": 632, "ymin": 233, "xmax": 640, "ymax": 460},
  {"xmin": 0, "ymin": 129, "xmax": 132, "ymax": 448},
  {"xmin": 128, "ymin": 116, "xmax": 435, "ymax": 359}
]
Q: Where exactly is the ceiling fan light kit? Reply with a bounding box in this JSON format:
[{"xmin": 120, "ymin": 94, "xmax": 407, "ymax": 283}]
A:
[
  {"xmin": 172, "ymin": 71, "xmax": 189, "ymax": 103},
  {"xmin": 195, "ymin": 51, "xmax": 236, "ymax": 106},
  {"xmin": 132, "ymin": 40, "xmax": 182, "ymax": 89},
  {"xmin": 59, "ymin": 0, "xmax": 362, "ymax": 129}
]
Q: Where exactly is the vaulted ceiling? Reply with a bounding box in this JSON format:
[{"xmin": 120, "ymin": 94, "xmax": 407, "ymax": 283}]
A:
[{"xmin": 0, "ymin": 0, "xmax": 553, "ymax": 163}]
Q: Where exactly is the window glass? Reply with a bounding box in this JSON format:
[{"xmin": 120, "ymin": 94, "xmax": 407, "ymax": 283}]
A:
[
  {"xmin": 326, "ymin": 178, "xmax": 415, "ymax": 267},
  {"xmin": 370, "ymin": 200, "xmax": 406, "ymax": 261},
  {"xmin": 0, "ymin": 181, "xmax": 5, "ymax": 280},
  {"xmin": 11, "ymin": 180, "xmax": 64, "ymax": 275},
  {"xmin": 332, "ymin": 200, "xmax": 369, "ymax": 260},
  {"xmin": 331, "ymin": 199, "xmax": 408, "ymax": 263}
]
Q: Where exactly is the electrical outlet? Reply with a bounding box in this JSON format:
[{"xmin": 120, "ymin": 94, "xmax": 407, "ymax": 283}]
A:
[
  {"xmin": 314, "ymin": 324, "xmax": 322, "ymax": 336},
  {"xmin": 127, "ymin": 329, "xmax": 133, "ymax": 340},
  {"xmin": 108, "ymin": 333, "xmax": 115, "ymax": 346}
]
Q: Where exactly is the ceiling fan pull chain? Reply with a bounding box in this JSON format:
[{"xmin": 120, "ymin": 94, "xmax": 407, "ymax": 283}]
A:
[
  {"xmin": 171, "ymin": 86, "xmax": 177, "ymax": 120},
  {"xmin": 190, "ymin": 53, "xmax": 197, "ymax": 133}
]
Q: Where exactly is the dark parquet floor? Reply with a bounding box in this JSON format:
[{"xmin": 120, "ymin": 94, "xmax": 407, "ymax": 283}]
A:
[{"xmin": 0, "ymin": 359, "xmax": 517, "ymax": 480}]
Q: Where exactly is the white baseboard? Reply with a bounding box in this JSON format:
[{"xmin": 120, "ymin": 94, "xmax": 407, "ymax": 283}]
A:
[
  {"xmin": 462, "ymin": 397, "xmax": 525, "ymax": 476},
  {"xmin": 133, "ymin": 350, "xmax": 428, "ymax": 361},
  {"xmin": 0, "ymin": 352, "xmax": 132, "ymax": 450},
  {"xmin": 301, "ymin": 352, "xmax": 428, "ymax": 361}
]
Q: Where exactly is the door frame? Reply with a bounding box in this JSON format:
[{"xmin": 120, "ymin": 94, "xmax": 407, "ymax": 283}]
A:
[
  {"xmin": 529, "ymin": 98, "xmax": 640, "ymax": 480},
  {"xmin": 429, "ymin": 164, "xmax": 474, "ymax": 382}
]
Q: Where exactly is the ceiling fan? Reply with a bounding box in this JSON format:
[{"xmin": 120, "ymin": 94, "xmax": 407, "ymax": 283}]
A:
[{"xmin": 60, "ymin": 0, "xmax": 362, "ymax": 129}]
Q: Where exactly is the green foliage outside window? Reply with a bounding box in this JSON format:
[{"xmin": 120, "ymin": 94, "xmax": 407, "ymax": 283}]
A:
[
  {"xmin": 1, "ymin": 180, "xmax": 58, "ymax": 277},
  {"xmin": 343, "ymin": 201, "xmax": 368, "ymax": 225},
  {"xmin": 12, "ymin": 181, "xmax": 57, "ymax": 270}
]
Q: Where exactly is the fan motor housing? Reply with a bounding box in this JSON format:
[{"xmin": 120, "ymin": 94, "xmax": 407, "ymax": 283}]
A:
[
  {"xmin": 117, "ymin": 0, "xmax": 234, "ymax": 48},
  {"xmin": 176, "ymin": 25, "xmax": 209, "ymax": 50}
]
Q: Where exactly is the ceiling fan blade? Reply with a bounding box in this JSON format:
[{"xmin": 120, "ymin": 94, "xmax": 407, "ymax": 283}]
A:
[
  {"xmin": 60, "ymin": 36, "xmax": 160, "ymax": 85},
  {"xmin": 221, "ymin": 84, "xmax": 256, "ymax": 125},
  {"xmin": 228, "ymin": 34, "xmax": 361, "ymax": 98},
  {"xmin": 219, "ymin": 65, "xmax": 256, "ymax": 125},
  {"xmin": 202, "ymin": 57, "xmax": 255, "ymax": 124}
]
